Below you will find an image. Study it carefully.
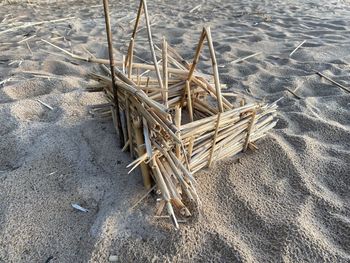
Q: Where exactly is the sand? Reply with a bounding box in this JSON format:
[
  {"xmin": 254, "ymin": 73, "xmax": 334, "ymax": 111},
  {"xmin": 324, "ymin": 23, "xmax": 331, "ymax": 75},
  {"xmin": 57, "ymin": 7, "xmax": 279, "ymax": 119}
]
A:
[{"xmin": 0, "ymin": 0, "xmax": 350, "ymax": 262}]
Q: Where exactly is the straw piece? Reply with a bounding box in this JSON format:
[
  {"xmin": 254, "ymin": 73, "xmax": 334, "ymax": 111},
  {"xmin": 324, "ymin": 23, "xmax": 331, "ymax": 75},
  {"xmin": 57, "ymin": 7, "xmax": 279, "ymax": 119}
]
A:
[
  {"xmin": 204, "ymin": 27, "xmax": 223, "ymax": 112},
  {"xmin": 143, "ymin": 118, "xmax": 153, "ymax": 158},
  {"xmin": 125, "ymin": 96, "xmax": 133, "ymax": 156},
  {"xmin": 18, "ymin": 35, "xmax": 36, "ymax": 44},
  {"xmin": 122, "ymin": 140, "xmax": 130, "ymax": 152},
  {"xmin": 248, "ymin": 142, "xmax": 259, "ymax": 151},
  {"xmin": 0, "ymin": 17, "xmax": 75, "ymax": 36},
  {"xmin": 185, "ymin": 80, "xmax": 194, "ymax": 122},
  {"xmin": 187, "ymin": 137, "xmax": 195, "ymax": 162},
  {"xmin": 153, "ymin": 142, "xmax": 194, "ymax": 201},
  {"xmin": 289, "ymin": 40, "xmax": 306, "ymax": 57},
  {"xmin": 103, "ymin": 0, "xmax": 124, "ymax": 146},
  {"xmin": 169, "ymin": 151, "xmax": 197, "ymax": 185},
  {"xmin": 243, "ymin": 111, "xmax": 257, "ymax": 152},
  {"xmin": 187, "ymin": 28, "xmax": 206, "ymax": 81},
  {"xmin": 128, "ymin": 38, "xmax": 135, "ymax": 79},
  {"xmin": 286, "ymin": 88, "xmax": 302, "ymax": 99},
  {"xmin": 43, "ymin": 42, "xmax": 206, "ymax": 78},
  {"xmin": 125, "ymin": 0, "xmax": 143, "ymax": 65},
  {"xmin": 25, "ymin": 41, "xmax": 33, "ymax": 55},
  {"xmin": 189, "ymin": 4, "xmax": 201, "ymax": 13},
  {"xmin": 175, "ymin": 105, "xmax": 182, "ymax": 158},
  {"xmin": 127, "ymin": 152, "xmax": 148, "ymax": 168},
  {"xmin": 162, "ymin": 37, "xmax": 169, "ymax": 107},
  {"xmin": 152, "ymin": 159, "xmax": 179, "ymax": 229},
  {"xmin": 134, "ymin": 117, "xmax": 152, "ymax": 189},
  {"xmin": 36, "ymin": 99, "xmax": 53, "ymax": 110},
  {"xmin": 315, "ymin": 71, "xmax": 350, "ymax": 94},
  {"xmin": 208, "ymin": 113, "xmax": 221, "ymax": 167},
  {"xmin": 142, "ymin": 0, "xmax": 164, "ymax": 90},
  {"xmin": 120, "ymin": 111, "xmax": 128, "ymax": 147},
  {"xmin": 156, "ymin": 200, "xmax": 166, "ymax": 216},
  {"xmin": 91, "ymin": 73, "xmax": 168, "ymax": 115},
  {"xmin": 230, "ymin": 52, "xmax": 262, "ymax": 64}
]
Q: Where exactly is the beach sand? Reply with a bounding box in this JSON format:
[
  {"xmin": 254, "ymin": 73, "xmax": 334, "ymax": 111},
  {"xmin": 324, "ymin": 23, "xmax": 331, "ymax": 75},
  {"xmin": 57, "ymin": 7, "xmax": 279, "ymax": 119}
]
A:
[{"xmin": 0, "ymin": 0, "xmax": 349, "ymax": 262}]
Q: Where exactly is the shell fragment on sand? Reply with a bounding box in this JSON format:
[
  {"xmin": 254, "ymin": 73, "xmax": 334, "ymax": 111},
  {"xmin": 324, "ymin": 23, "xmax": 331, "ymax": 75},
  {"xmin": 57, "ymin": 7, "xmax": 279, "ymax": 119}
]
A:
[{"xmin": 71, "ymin": 204, "xmax": 89, "ymax": 213}]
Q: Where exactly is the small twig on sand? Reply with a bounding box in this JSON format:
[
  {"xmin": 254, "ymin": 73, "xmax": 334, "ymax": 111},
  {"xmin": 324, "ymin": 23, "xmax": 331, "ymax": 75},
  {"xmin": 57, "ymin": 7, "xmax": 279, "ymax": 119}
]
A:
[
  {"xmin": 286, "ymin": 88, "xmax": 302, "ymax": 99},
  {"xmin": 289, "ymin": 40, "xmax": 306, "ymax": 57},
  {"xmin": 25, "ymin": 41, "xmax": 33, "ymax": 55},
  {"xmin": 315, "ymin": 70, "xmax": 350, "ymax": 94},
  {"xmin": 0, "ymin": 77, "xmax": 14, "ymax": 86},
  {"xmin": 189, "ymin": 4, "xmax": 201, "ymax": 13},
  {"xmin": 0, "ymin": 17, "xmax": 75, "ymax": 36},
  {"xmin": 18, "ymin": 34, "xmax": 36, "ymax": 44},
  {"xmin": 230, "ymin": 52, "xmax": 262, "ymax": 64},
  {"xmin": 41, "ymin": 39, "xmax": 86, "ymax": 61},
  {"xmin": 36, "ymin": 99, "xmax": 53, "ymax": 110}
]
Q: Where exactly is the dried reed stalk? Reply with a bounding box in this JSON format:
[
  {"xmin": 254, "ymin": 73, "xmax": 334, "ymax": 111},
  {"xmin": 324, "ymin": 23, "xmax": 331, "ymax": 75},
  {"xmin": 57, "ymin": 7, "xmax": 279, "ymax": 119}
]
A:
[
  {"xmin": 102, "ymin": 0, "xmax": 124, "ymax": 145},
  {"xmin": 175, "ymin": 105, "xmax": 182, "ymax": 158},
  {"xmin": 162, "ymin": 37, "xmax": 169, "ymax": 107},
  {"xmin": 185, "ymin": 80, "xmax": 194, "ymax": 122},
  {"xmin": 315, "ymin": 71, "xmax": 350, "ymax": 94},
  {"xmin": 188, "ymin": 28, "xmax": 206, "ymax": 81},
  {"xmin": 125, "ymin": 0, "xmax": 144, "ymax": 65},
  {"xmin": 142, "ymin": 0, "xmax": 164, "ymax": 90},
  {"xmin": 243, "ymin": 111, "xmax": 256, "ymax": 152},
  {"xmin": 204, "ymin": 27, "xmax": 224, "ymax": 112},
  {"xmin": 0, "ymin": 17, "xmax": 75, "ymax": 36},
  {"xmin": 125, "ymin": 96, "xmax": 133, "ymax": 157},
  {"xmin": 208, "ymin": 113, "xmax": 221, "ymax": 167},
  {"xmin": 134, "ymin": 117, "xmax": 152, "ymax": 189},
  {"xmin": 231, "ymin": 52, "xmax": 262, "ymax": 64},
  {"xmin": 289, "ymin": 40, "xmax": 305, "ymax": 57},
  {"xmin": 128, "ymin": 38, "xmax": 135, "ymax": 79},
  {"xmin": 152, "ymin": 158, "xmax": 179, "ymax": 229}
]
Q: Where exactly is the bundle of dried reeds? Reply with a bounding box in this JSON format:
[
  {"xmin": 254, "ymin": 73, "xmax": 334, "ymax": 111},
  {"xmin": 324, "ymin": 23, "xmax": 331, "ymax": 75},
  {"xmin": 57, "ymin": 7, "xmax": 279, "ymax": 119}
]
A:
[{"xmin": 43, "ymin": 0, "xmax": 278, "ymax": 229}]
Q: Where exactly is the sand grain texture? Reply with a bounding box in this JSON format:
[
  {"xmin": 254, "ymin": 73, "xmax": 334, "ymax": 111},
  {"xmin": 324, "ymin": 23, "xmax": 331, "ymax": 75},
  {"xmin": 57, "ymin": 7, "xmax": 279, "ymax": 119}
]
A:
[{"xmin": 0, "ymin": 0, "xmax": 349, "ymax": 262}]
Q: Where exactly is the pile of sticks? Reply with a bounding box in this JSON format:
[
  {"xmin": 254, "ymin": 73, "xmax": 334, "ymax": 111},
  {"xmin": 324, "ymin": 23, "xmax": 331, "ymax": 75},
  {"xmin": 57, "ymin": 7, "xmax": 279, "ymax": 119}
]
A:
[{"xmin": 43, "ymin": 0, "xmax": 278, "ymax": 228}]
